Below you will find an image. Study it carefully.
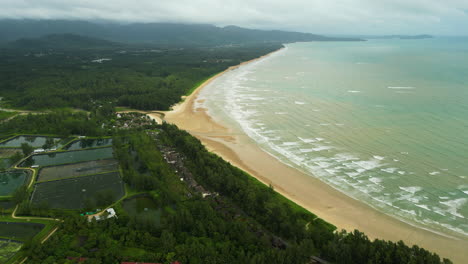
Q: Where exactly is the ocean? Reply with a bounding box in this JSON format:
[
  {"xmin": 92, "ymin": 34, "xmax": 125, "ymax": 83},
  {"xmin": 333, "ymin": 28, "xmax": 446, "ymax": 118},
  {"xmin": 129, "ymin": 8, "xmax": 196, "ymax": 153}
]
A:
[{"xmin": 197, "ymin": 38, "xmax": 468, "ymax": 238}]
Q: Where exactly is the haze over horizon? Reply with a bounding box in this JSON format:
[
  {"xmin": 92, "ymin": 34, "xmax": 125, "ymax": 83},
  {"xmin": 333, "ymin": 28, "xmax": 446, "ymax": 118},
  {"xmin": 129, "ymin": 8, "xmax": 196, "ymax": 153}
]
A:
[{"xmin": 1, "ymin": 0, "xmax": 467, "ymax": 36}]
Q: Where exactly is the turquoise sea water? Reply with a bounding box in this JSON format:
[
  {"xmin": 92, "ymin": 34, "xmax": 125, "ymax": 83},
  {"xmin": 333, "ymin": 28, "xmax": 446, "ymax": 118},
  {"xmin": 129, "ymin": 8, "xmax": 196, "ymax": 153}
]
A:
[{"xmin": 198, "ymin": 38, "xmax": 468, "ymax": 238}]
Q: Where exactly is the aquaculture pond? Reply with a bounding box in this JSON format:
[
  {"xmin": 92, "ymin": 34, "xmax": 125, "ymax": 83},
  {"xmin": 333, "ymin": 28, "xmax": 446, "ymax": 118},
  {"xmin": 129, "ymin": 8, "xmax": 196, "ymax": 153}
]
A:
[
  {"xmin": 0, "ymin": 149, "xmax": 20, "ymax": 159},
  {"xmin": 0, "ymin": 222, "xmax": 44, "ymax": 241},
  {"xmin": 32, "ymin": 172, "xmax": 125, "ymax": 209},
  {"xmin": 37, "ymin": 159, "xmax": 119, "ymax": 182},
  {"xmin": 123, "ymin": 196, "xmax": 162, "ymax": 227},
  {"xmin": 64, "ymin": 138, "xmax": 113, "ymax": 150},
  {"xmin": 20, "ymin": 147, "xmax": 114, "ymax": 167},
  {"xmin": 0, "ymin": 170, "xmax": 29, "ymax": 196},
  {"xmin": 0, "ymin": 136, "xmax": 66, "ymax": 148},
  {"xmin": 0, "ymin": 239, "xmax": 22, "ymax": 264}
]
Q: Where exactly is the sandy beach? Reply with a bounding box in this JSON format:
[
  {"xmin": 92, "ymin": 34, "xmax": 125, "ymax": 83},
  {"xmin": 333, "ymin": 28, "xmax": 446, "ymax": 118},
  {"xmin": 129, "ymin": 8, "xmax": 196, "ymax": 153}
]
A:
[{"xmin": 149, "ymin": 50, "xmax": 468, "ymax": 263}]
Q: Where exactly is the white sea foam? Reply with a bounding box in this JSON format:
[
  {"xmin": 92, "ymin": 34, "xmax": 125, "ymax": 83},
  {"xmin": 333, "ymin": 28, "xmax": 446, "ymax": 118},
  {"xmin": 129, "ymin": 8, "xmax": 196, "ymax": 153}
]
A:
[
  {"xmin": 201, "ymin": 46, "xmax": 468, "ymax": 238},
  {"xmin": 429, "ymin": 171, "xmax": 441, "ymax": 175},
  {"xmin": 398, "ymin": 171, "xmax": 406, "ymax": 175},
  {"xmin": 369, "ymin": 177, "xmax": 383, "ymax": 184},
  {"xmin": 439, "ymin": 198, "xmax": 467, "ymax": 219},
  {"xmin": 399, "ymin": 186, "xmax": 422, "ymax": 194},
  {"xmin": 352, "ymin": 159, "xmax": 383, "ymax": 171},
  {"xmin": 299, "ymin": 149, "xmax": 315, "ymax": 153},
  {"xmin": 298, "ymin": 137, "xmax": 316, "ymax": 143},
  {"xmin": 312, "ymin": 146, "xmax": 334, "ymax": 152},
  {"xmin": 381, "ymin": 167, "xmax": 398, "ymax": 173},
  {"xmin": 282, "ymin": 142, "xmax": 299, "ymax": 146},
  {"xmin": 415, "ymin": 204, "xmax": 431, "ymax": 211},
  {"xmin": 295, "ymin": 101, "xmax": 306, "ymax": 105},
  {"xmin": 387, "ymin": 86, "xmax": 416, "ymax": 89},
  {"xmin": 348, "ymin": 90, "xmax": 361, "ymax": 93}
]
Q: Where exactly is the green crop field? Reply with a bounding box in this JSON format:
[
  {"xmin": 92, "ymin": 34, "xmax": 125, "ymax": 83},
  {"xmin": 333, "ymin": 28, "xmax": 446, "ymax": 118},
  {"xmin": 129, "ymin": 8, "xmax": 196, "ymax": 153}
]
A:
[
  {"xmin": 32, "ymin": 172, "xmax": 125, "ymax": 209},
  {"xmin": 20, "ymin": 147, "xmax": 114, "ymax": 167},
  {"xmin": 37, "ymin": 159, "xmax": 119, "ymax": 182},
  {"xmin": 0, "ymin": 239, "xmax": 22, "ymax": 264}
]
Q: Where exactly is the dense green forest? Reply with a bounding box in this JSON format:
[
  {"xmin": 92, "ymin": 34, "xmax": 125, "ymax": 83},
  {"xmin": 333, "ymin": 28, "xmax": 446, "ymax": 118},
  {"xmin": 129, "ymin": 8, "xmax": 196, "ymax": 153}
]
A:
[
  {"xmin": 0, "ymin": 40, "xmax": 281, "ymax": 110},
  {"xmin": 0, "ymin": 110, "xmax": 452, "ymax": 263}
]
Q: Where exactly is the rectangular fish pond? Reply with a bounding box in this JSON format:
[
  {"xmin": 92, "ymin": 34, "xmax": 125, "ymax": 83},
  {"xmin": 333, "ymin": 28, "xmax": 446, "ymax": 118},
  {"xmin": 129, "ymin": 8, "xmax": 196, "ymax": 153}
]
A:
[
  {"xmin": 0, "ymin": 136, "xmax": 69, "ymax": 148},
  {"xmin": 0, "ymin": 222, "xmax": 44, "ymax": 241},
  {"xmin": 20, "ymin": 147, "xmax": 114, "ymax": 167},
  {"xmin": 32, "ymin": 172, "xmax": 125, "ymax": 209},
  {"xmin": 64, "ymin": 138, "xmax": 113, "ymax": 150},
  {"xmin": 0, "ymin": 170, "xmax": 30, "ymax": 196},
  {"xmin": 37, "ymin": 159, "xmax": 120, "ymax": 182}
]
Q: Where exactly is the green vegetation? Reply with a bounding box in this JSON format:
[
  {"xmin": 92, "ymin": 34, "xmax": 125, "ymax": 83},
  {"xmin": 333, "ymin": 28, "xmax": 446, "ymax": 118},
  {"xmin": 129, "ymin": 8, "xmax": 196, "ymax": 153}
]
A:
[
  {"xmin": 0, "ymin": 41, "xmax": 282, "ymax": 111},
  {"xmin": 0, "ymin": 112, "xmax": 15, "ymax": 122},
  {"xmin": 0, "ymin": 240, "xmax": 22, "ymax": 263}
]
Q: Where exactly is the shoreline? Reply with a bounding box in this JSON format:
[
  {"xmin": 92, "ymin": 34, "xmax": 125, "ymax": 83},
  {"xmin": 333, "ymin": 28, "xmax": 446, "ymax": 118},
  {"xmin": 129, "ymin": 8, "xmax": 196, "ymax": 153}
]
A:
[{"xmin": 149, "ymin": 48, "xmax": 468, "ymax": 263}]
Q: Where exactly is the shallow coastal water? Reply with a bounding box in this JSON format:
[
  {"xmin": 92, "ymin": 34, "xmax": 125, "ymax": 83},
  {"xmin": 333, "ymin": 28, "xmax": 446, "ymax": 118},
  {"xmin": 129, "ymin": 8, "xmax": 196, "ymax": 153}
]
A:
[{"xmin": 198, "ymin": 38, "xmax": 468, "ymax": 238}]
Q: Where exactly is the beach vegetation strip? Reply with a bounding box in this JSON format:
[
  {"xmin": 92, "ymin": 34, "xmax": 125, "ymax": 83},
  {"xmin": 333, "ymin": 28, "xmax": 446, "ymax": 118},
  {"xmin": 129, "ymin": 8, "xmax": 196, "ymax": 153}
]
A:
[
  {"xmin": 31, "ymin": 172, "xmax": 125, "ymax": 209},
  {"xmin": 36, "ymin": 159, "xmax": 119, "ymax": 182}
]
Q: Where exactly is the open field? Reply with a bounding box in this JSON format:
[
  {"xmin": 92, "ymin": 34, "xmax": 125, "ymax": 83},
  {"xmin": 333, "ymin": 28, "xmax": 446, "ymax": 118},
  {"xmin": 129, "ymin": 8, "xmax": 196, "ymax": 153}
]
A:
[
  {"xmin": 0, "ymin": 222, "xmax": 44, "ymax": 241},
  {"xmin": 64, "ymin": 138, "xmax": 113, "ymax": 150},
  {"xmin": 0, "ymin": 170, "xmax": 30, "ymax": 196},
  {"xmin": 37, "ymin": 159, "xmax": 119, "ymax": 182},
  {"xmin": 32, "ymin": 172, "xmax": 125, "ymax": 209},
  {"xmin": 20, "ymin": 147, "xmax": 114, "ymax": 167},
  {"xmin": 0, "ymin": 136, "xmax": 65, "ymax": 148},
  {"xmin": 0, "ymin": 239, "xmax": 22, "ymax": 264}
]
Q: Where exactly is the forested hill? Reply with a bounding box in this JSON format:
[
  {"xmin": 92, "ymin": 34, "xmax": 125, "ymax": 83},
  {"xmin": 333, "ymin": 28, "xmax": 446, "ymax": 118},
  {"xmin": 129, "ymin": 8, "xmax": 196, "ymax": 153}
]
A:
[
  {"xmin": 0, "ymin": 19, "xmax": 363, "ymax": 45},
  {"xmin": 6, "ymin": 34, "xmax": 122, "ymax": 50}
]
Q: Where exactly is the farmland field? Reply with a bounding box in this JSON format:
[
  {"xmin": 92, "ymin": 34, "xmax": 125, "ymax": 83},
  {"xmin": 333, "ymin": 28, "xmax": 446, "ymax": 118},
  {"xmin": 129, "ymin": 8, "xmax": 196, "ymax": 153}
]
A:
[
  {"xmin": 20, "ymin": 147, "xmax": 114, "ymax": 167},
  {"xmin": 0, "ymin": 239, "xmax": 22, "ymax": 264},
  {"xmin": 0, "ymin": 136, "xmax": 65, "ymax": 148},
  {"xmin": 0, "ymin": 170, "xmax": 30, "ymax": 196},
  {"xmin": 32, "ymin": 172, "xmax": 125, "ymax": 209},
  {"xmin": 64, "ymin": 138, "xmax": 113, "ymax": 150},
  {"xmin": 0, "ymin": 222, "xmax": 44, "ymax": 241},
  {"xmin": 37, "ymin": 159, "xmax": 119, "ymax": 182}
]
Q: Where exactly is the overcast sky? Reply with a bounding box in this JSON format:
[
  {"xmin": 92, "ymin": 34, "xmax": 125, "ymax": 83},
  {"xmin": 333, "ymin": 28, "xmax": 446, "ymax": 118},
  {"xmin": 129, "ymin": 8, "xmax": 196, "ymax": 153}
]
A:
[{"xmin": 1, "ymin": 0, "xmax": 468, "ymax": 35}]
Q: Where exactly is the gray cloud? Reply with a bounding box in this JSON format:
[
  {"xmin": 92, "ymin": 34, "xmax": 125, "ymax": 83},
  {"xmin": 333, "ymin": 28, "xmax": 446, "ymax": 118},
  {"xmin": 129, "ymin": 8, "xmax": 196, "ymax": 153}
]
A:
[{"xmin": 0, "ymin": 0, "xmax": 467, "ymax": 35}]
